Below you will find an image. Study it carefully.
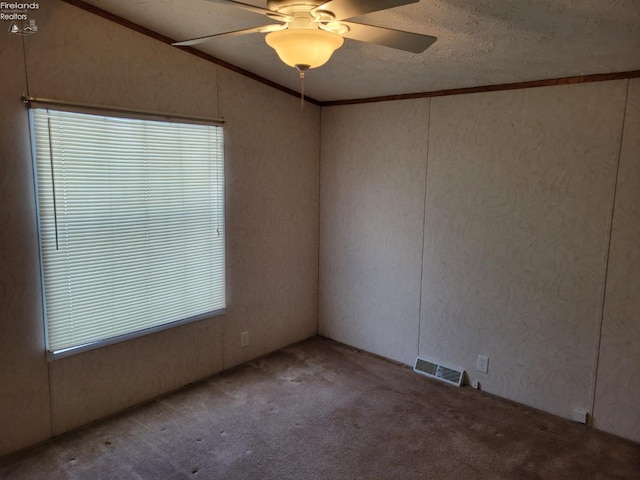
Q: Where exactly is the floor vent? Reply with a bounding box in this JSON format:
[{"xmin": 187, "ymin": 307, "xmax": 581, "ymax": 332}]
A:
[{"xmin": 413, "ymin": 357, "xmax": 464, "ymax": 387}]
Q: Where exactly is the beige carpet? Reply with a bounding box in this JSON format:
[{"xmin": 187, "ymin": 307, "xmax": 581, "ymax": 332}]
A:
[{"xmin": 2, "ymin": 336, "xmax": 639, "ymax": 479}]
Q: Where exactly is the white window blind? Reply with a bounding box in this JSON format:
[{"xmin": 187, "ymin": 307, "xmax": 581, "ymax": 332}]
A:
[{"xmin": 31, "ymin": 108, "xmax": 225, "ymax": 357}]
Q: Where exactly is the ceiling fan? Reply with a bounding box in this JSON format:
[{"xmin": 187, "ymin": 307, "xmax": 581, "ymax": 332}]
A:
[{"xmin": 174, "ymin": 0, "xmax": 437, "ymax": 79}]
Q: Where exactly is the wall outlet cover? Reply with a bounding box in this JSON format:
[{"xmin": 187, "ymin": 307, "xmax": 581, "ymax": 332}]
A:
[{"xmin": 477, "ymin": 355, "xmax": 489, "ymax": 374}]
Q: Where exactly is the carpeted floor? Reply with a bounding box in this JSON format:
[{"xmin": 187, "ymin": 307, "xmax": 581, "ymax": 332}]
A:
[{"xmin": 1, "ymin": 336, "xmax": 639, "ymax": 479}]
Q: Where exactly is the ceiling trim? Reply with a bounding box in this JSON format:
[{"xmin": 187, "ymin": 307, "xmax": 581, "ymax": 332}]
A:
[
  {"xmin": 320, "ymin": 70, "xmax": 640, "ymax": 107},
  {"xmin": 60, "ymin": 0, "xmax": 322, "ymax": 106},
  {"xmin": 60, "ymin": 0, "xmax": 639, "ymax": 109}
]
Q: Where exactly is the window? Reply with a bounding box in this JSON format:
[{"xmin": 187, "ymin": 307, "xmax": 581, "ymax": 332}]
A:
[{"xmin": 30, "ymin": 107, "xmax": 225, "ymax": 357}]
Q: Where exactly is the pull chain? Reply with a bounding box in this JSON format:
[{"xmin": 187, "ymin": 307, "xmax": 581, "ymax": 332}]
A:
[
  {"xmin": 295, "ymin": 65, "xmax": 309, "ymax": 111},
  {"xmin": 299, "ymin": 70, "xmax": 305, "ymax": 110}
]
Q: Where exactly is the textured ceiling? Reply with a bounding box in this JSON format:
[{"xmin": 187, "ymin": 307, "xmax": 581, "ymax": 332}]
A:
[{"xmin": 79, "ymin": 0, "xmax": 640, "ymax": 102}]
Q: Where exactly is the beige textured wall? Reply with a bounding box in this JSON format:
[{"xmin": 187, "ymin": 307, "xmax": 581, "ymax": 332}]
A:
[
  {"xmin": 0, "ymin": 32, "xmax": 52, "ymax": 454},
  {"xmin": 319, "ymin": 100, "xmax": 430, "ymax": 365},
  {"xmin": 421, "ymin": 82, "xmax": 626, "ymax": 420},
  {"xmin": 593, "ymin": 78, "xmax": 640, "ymax": 442},
  {"xmin": 219, "ymin": 69, "xmax": 319, "ymax": 369},
  {"xmin": 0, "ymin": 0, "xmax": 318, "ymax": 453},
  {"xmin": 319, "ymin": 81, "xmax": 639, "ymax": 442}
]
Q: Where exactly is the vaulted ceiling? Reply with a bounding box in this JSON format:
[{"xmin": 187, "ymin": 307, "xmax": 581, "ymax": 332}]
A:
[{"xmin": 77, "ymin": 0, "xmax": 640, "ymax": 102}]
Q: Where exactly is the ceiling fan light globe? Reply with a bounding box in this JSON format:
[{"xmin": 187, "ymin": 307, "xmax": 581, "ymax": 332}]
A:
[{"xmin": 265, "ymin": 28, "xmax": 344, "ymax": 69}]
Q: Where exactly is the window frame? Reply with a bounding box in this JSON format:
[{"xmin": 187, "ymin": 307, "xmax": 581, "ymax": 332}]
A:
[{"xmin": 28, "ymin": 102, "xmax": 227, "ymax": 360}]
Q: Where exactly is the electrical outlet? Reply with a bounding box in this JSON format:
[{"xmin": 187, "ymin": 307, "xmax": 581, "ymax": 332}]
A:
[
  {"xmin": 477, "ymin": 355, "xmax": 488, "ymax": 374},
  {"xmin": 241, "ymin": 331, "xmax": 249, "ymax": 348}
]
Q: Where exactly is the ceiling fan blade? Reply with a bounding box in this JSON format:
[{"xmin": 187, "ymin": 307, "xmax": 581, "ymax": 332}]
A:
[
  {"xmin": 204, "ymin": 0, "xmax": 289, "ymax": 20},
  {"xmin": 313, "ymin": 0, "xmax": 419, "ymax": 21},
  {"xmin": 173, "ymin": 24, "xmax": 285, "ymax": 47},
  {"xmin": 340, "ymin": 21, "xmax": 436, "ymax": 53}
]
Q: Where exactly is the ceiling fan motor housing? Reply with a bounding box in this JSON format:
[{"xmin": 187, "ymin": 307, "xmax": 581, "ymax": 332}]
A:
[{"xmin": 267, "ymin": 0, "xmax": 326, "ymax": 12}]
